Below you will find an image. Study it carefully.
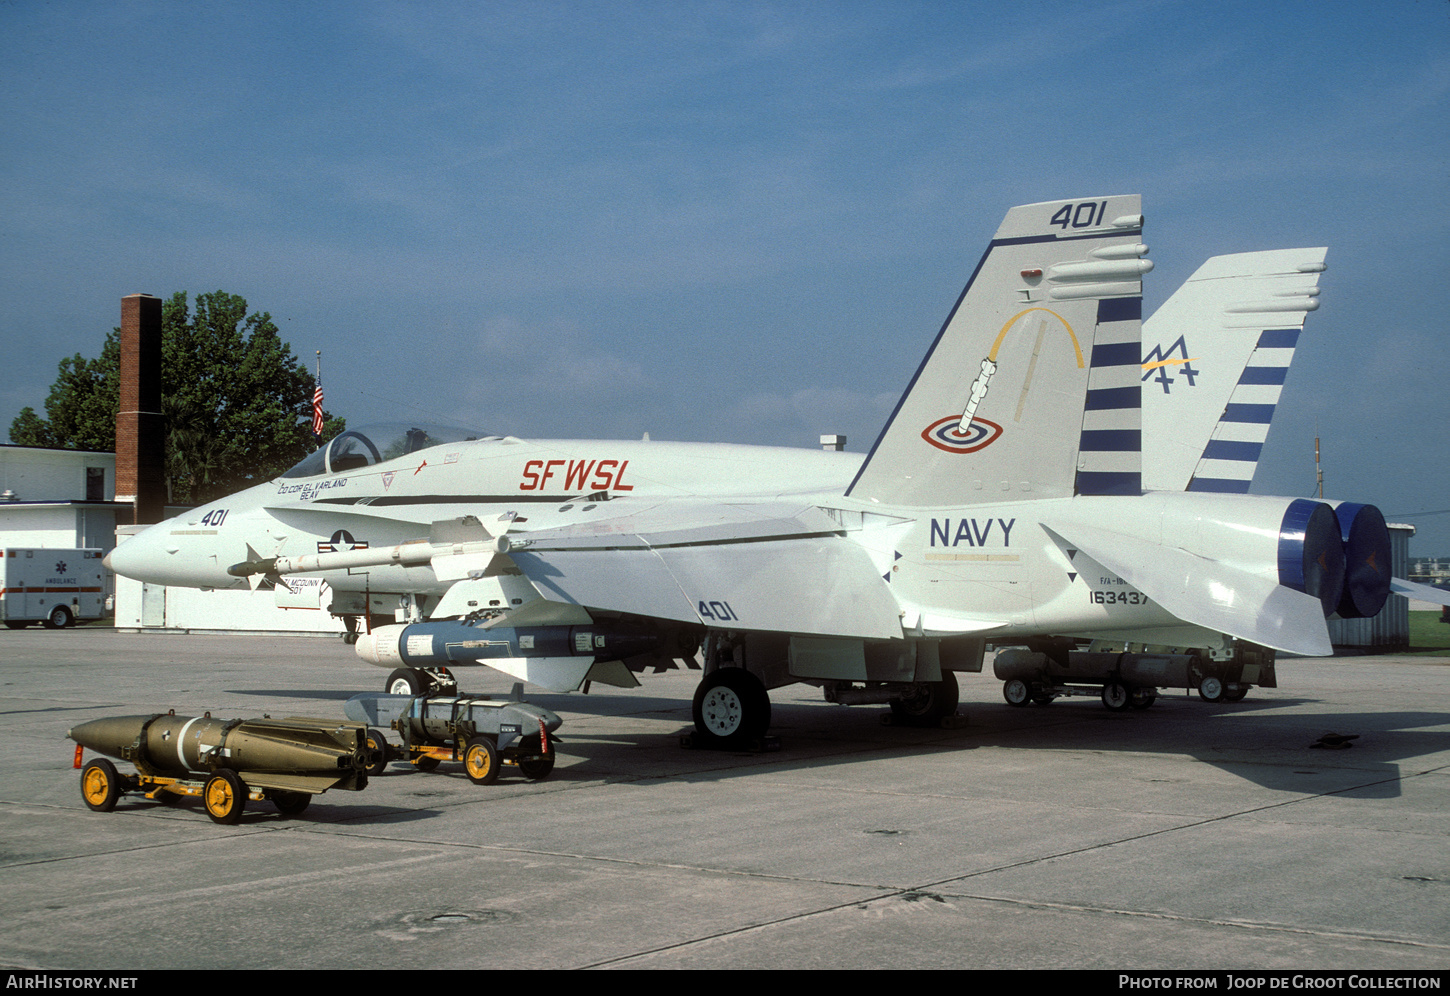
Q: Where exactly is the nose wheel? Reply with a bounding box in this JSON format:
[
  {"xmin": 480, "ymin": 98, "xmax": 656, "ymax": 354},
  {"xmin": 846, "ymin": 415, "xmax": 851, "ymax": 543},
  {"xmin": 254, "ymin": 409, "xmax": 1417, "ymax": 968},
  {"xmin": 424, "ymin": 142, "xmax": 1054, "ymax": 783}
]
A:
[{"xmin": 385, "ymin": 667, "xmax": 457, "ymax": 695}]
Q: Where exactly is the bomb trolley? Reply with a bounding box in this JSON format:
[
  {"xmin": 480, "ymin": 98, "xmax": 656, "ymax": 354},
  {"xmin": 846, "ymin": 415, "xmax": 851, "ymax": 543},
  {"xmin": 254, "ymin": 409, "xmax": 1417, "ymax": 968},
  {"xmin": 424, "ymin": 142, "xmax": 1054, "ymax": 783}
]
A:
[
  {"xmin": 345, "ymin": 690, "xmax": 562, "ymax": 785},
  {"xmin": 69, "ymin": 711, "xmax": 373, "ymax": 824}
]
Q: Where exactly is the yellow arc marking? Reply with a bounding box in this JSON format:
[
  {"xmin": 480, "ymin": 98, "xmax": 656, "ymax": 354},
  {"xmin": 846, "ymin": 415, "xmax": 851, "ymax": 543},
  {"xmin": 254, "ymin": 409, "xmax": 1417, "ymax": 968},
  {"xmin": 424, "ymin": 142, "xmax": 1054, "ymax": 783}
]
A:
[{"xmin": 988, "ymin": 307, "xmax": 1084, "ymax": 368}]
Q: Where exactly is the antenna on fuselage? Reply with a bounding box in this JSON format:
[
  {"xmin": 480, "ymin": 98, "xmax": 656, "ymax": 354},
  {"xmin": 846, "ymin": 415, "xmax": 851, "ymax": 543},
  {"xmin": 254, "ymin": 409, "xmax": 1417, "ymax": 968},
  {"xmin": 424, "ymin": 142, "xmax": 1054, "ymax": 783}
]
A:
[{"xmin": 1315, "ymin": 419, "xmax": 1323, "ymax": 499}]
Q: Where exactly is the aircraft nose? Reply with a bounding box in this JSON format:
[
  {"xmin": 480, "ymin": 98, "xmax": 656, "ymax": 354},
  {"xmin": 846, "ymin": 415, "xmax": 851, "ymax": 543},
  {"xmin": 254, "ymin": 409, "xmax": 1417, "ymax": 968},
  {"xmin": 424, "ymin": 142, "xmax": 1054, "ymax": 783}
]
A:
[
  {"xmin": 107, "ymin": 519, "xmax": 237, "ymax": 588},
  {"xmin": 106, "ymin": 522, "xmax": 172, "ymax": 583}
]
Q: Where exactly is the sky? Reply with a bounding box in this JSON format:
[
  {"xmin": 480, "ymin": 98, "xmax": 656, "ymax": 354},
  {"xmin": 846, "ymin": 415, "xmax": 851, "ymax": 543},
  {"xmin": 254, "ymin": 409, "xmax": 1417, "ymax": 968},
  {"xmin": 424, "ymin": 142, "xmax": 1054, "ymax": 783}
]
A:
[{"xmin": 2, "ymin": 0, "xmax": 1447, "ymax": 552}]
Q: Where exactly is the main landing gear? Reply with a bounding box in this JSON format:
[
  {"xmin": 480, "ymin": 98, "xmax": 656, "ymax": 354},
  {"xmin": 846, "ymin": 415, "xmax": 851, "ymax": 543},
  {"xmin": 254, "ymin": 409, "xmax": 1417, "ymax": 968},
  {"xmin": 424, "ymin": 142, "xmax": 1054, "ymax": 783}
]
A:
[
  {"xmin": 684, "ymin": 666, "xmax": 963, "ymax": 750},
  {"xmin": 689, "ymin": 668, "xmax": 772, "ymax": 750},
  {"xmin": 887, "ymin": 673, "xmax": 959, "ymax": 727}
]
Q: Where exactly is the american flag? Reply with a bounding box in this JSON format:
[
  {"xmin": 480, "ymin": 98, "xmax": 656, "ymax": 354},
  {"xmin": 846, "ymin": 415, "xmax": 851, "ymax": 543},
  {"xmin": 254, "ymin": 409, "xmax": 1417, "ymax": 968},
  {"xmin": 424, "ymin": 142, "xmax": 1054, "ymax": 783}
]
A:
[{"xmin": 311, "ymin": 382, "xmax": 324, "ymax": 437}]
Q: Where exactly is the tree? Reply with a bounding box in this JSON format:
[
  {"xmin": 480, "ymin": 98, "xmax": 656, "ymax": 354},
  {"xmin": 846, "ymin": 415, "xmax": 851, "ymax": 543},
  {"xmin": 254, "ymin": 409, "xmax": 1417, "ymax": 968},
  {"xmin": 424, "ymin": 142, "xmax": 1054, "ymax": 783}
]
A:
[
  {"xmin": 8, "ymin": 335, "xmax": 120, "ymax": 452},
  {"xmin": 9, "ymin": 291, "xmax": 343, "ymax": 504}
]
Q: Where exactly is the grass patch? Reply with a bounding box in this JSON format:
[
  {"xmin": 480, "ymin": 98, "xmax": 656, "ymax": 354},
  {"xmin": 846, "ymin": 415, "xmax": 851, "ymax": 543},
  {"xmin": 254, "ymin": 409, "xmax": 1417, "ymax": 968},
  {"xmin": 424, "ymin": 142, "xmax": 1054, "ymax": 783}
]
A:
[{"xmin": 1406, "ymin": 610, "xmax": 1450, "ymax": 658}]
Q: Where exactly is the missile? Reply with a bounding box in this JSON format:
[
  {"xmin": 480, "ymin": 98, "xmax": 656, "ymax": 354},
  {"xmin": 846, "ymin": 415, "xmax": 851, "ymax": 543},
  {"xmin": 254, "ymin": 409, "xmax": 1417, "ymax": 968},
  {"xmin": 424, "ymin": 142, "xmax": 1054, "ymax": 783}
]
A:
[
  {"xmin": 226, "ymin": 516, "xmax": 518, "ymax": 580},
  {"xmin": 69, "ymin": 711, "xmax": 373, "ymax": 823},
  {"xmin": 226, "ymin": 538, "xmax": 436, "ymax": 578}
]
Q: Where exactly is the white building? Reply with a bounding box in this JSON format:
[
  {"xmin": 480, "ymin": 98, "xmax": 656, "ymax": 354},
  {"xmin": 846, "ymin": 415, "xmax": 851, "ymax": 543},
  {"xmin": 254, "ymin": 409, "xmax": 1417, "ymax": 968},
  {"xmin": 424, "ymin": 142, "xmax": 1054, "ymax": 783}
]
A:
[{"xmin": 0, "ymin": 445, "xmax": 124, "ymax": 600}]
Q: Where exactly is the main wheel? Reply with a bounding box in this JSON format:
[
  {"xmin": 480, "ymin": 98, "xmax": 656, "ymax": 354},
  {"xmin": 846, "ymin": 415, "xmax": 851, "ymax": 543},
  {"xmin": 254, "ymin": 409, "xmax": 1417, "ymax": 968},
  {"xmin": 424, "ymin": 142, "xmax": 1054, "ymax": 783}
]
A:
[
  {"xmin": 463, "ymin": 736, "xmax": 500, "ymax": 785},
  {"xmin": 45, "ymin": 605, "xmax": 73, "ymax": 629},
  {"xmin": 1129, "ymin": 688, "xmax": 1157, "ymax": 710},
  {"xmin": 364, "ymin": 728, "xmax": 391, "ymax": 775},
  {"xmin": 80, "ymin": 758, "xmax": 121, "ymax": 812},
  {"xmin": 203, "ymin": 769, "xmax": 247, "ymax": 825},
  {"xmin": 386, "ymin": 668, "xmax": 427, "ymax": 695},
  {"xmin": 1223, "ymin": 685, "xmax": 1250, "ymax": 702},
  {"xmin": 692, "ymin": 668, "xmax": 771, "ymax": 747},
  {"xmin": 1198, "ymin": 676, "xmax": 1224, "ymax": 702},
  {"xmin": 888, "ymin": 672, "xmax": 960, "ymax": 727},
  {"xmin": 272, "ymin": 791, "xmax": 310, "ymax": 817},
  {"xmin": 1101, "ymin": 681, "xmax": 1131, "ymax": 711},
  {"xmin": 518, "ymin": 755, "xmax": 555, "ymax": 781},
  {"xmin": 1003, "ymin": 678, "xmax": 1031, "ymax": 707}
]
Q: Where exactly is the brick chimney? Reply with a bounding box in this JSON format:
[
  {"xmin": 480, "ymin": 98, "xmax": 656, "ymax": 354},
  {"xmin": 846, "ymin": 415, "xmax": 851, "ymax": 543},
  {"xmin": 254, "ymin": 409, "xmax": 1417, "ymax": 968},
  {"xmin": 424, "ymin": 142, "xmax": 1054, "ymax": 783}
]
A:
[{"xmin": 115, "ymin": 293, "xmax": 165, "ymax": 524}]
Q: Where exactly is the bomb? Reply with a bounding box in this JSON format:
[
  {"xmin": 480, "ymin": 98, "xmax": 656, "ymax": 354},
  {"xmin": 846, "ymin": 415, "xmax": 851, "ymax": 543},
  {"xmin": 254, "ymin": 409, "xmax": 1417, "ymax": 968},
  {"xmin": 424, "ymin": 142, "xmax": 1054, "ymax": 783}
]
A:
[{"xmin": 68, "ymin": 711, "xmax": 372, "ymax": 824}]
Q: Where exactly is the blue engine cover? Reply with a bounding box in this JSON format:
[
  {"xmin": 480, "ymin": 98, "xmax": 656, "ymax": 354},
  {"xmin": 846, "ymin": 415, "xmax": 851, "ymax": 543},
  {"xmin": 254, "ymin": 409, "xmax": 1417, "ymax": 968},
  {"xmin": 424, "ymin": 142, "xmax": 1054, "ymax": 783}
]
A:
[
  {"xmin": 1333, "ymin": 502, "xmax": 1391, "ymax": 619},
  {"xmin": 1277, "ymin": 499, "xmax": 1346, "ymax": 619}
]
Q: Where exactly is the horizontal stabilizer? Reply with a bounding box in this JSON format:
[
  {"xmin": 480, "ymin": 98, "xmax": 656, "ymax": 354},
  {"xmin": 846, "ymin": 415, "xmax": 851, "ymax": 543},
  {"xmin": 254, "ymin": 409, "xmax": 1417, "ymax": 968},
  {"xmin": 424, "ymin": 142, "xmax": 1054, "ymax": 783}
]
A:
[
  {"xmin": 1391, "ymin": 577, "xmax": 1450, "ymax": 607},
  {"xmin": 1046, "ymin": 521, "xmax": 1333, "ymax": 656}
]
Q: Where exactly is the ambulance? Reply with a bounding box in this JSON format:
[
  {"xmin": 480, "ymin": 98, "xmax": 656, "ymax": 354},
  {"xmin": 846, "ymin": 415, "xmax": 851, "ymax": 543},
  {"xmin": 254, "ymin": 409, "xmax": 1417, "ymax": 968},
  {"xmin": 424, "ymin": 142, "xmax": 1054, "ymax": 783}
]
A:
[{"xmin": 1, "ymin": 548, "xmax": 107, "ymax": 629}]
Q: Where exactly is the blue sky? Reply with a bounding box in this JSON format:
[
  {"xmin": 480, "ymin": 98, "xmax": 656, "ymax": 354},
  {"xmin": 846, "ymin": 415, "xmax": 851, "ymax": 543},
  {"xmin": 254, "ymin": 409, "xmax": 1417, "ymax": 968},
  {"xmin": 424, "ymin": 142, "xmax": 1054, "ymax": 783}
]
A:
[{"xmin": 2, "ymin": 0, "xmax": 1447, "ymax": 551}]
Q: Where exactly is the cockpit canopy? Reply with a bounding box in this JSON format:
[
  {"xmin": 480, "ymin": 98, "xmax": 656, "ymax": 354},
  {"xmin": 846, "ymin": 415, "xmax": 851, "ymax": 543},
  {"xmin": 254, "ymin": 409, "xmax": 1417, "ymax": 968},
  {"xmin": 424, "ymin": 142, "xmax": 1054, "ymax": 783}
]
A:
[{"xmin": 281, "ymin": 422, "xmax": 490, "ymax": 479}]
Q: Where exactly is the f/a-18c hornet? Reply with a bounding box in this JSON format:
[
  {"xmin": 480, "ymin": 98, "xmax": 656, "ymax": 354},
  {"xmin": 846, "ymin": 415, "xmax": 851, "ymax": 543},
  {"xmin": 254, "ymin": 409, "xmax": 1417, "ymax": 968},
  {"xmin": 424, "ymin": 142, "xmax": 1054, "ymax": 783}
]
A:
[{"xmin": 110, "ymin": 196, "xmax": 1436, "ymax": 746}]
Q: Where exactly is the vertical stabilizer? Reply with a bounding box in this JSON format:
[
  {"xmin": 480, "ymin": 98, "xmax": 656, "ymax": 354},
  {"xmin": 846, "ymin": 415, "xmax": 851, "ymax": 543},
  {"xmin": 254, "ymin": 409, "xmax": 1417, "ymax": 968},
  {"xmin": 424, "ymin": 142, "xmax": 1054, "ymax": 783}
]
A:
[
  {"xmin": 846, "ymin": 196, "xmax": 1149, "ymax": 507},
  {"xmin": 1141, "ymin": 248, "xmax": 1326, "ymax": 492}
]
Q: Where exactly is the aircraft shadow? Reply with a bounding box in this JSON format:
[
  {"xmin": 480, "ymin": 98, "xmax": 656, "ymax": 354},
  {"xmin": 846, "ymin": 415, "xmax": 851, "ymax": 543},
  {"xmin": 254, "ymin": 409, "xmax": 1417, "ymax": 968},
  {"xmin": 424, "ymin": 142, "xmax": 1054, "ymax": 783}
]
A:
[
  {"xmin": 223, "ymin": 685, "xmax": 1447, "ymax": 801},
  {"xmin": 520, "ymin": 693, "xmax": 1445, "ymax": 799}
]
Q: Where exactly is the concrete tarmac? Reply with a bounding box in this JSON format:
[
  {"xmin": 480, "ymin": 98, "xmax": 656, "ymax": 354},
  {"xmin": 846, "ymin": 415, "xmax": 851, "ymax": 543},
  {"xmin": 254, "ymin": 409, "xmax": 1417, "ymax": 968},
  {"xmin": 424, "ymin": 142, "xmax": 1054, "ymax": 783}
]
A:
[{"xmin": 1, "ymin": 629, "xmax": 1447, "ymax": 971}]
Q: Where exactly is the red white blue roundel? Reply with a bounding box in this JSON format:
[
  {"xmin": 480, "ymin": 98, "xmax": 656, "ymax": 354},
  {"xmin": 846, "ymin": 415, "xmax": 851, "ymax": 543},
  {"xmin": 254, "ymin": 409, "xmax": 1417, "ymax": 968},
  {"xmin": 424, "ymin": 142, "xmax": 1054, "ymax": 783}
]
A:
[{"xmin": 921, "ymin": 415, "xmax": 1003, "ymax": 453}]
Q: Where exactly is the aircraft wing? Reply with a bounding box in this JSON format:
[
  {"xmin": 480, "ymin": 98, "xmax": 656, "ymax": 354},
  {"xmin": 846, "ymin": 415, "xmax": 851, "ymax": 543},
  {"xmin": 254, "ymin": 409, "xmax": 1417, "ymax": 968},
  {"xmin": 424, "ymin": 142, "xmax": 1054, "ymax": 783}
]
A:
[
  {"xmin": 1044, "ymin": 521, "xmax": 1334, "ymax": 656},
  {"xmin": 240, "ymin": 495, "xmax": 908, "ymax": 641},
  {"xmin": 506, "ymin": 501, "xmax": 906, "ymax": 641}
]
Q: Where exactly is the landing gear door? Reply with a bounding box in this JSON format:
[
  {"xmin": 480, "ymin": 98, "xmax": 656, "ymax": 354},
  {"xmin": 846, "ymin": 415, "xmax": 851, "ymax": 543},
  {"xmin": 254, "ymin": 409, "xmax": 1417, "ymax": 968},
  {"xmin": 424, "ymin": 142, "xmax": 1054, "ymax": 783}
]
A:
[{"xmin": 938, "ymin": 636, "xmax": 986, "ymax": 673}]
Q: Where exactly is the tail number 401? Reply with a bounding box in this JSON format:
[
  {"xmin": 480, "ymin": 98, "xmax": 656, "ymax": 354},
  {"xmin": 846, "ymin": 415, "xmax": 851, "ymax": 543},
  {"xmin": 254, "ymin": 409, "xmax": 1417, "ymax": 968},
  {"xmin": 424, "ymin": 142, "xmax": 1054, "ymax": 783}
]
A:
[
  {"xmin": 698, "ymin": 600, "xmax": 739, "ymax": 622},
  {"xmin": 1050, "ymin": 201, "xmax": 1108, "ymax": 229}
]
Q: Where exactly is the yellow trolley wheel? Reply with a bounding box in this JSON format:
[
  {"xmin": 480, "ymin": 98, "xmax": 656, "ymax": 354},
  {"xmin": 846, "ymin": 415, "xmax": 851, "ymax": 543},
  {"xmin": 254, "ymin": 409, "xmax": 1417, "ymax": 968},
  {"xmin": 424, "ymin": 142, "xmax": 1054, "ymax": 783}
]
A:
[
  {"xmin": 203, "ymin": 769, "xmax": 247, "ymax": 825},
  {"xmin": 80, "ymin": 758, "xmax": 121, "ymax": 812},
  {"xmin": 364, "ymin": 729, "xmax": 390, "ymax": 776},
  {"xmin": 463, "ymin": 736, "xmax": 500, "ymax": 785}
]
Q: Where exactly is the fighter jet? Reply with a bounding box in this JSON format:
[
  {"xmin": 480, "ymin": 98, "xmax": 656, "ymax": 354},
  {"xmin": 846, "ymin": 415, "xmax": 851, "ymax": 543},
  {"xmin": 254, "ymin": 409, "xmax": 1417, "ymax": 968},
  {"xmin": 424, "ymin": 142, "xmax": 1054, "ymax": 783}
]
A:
[{"xmin": 107, "ymin": 196, "xmax": 1398, "ymax": 746}]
